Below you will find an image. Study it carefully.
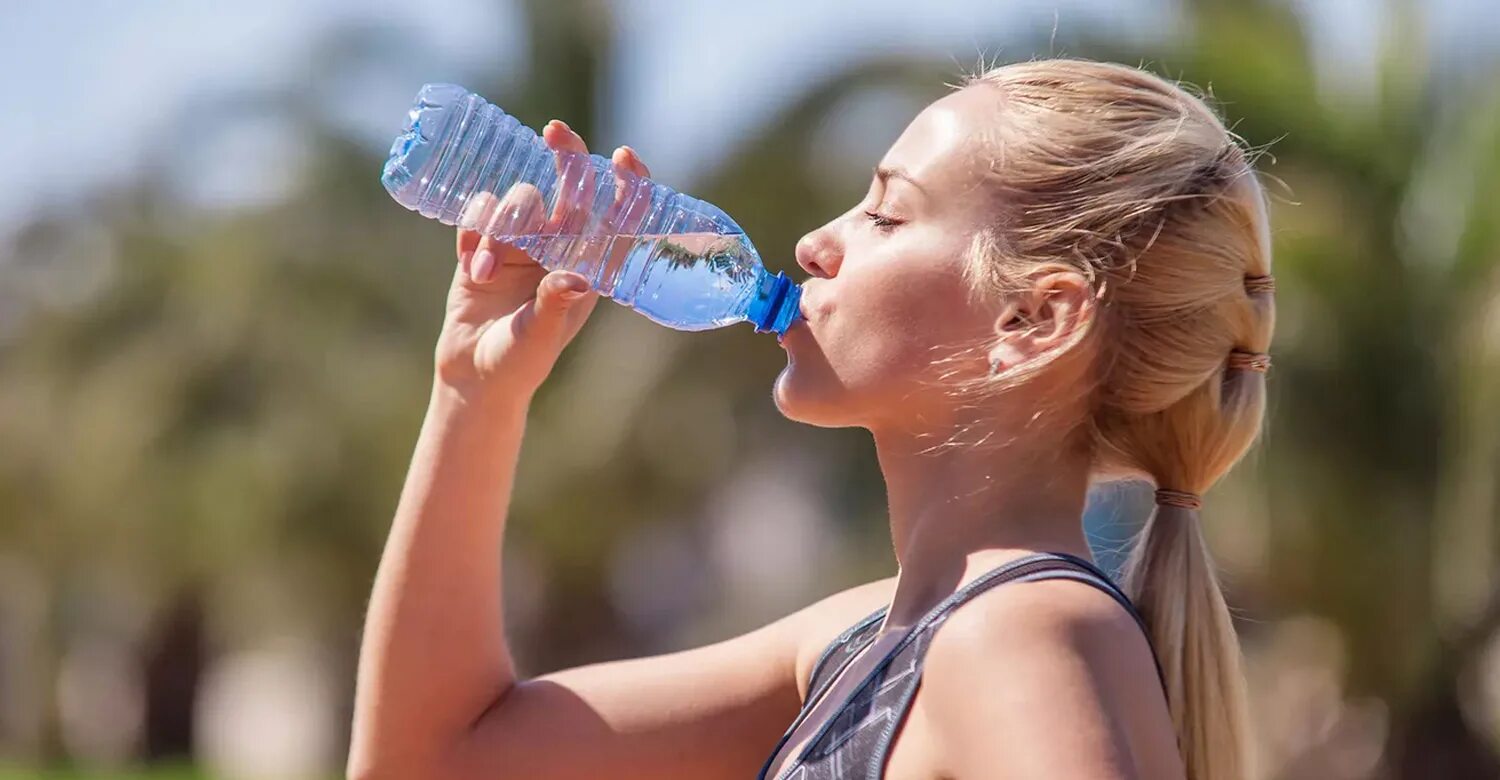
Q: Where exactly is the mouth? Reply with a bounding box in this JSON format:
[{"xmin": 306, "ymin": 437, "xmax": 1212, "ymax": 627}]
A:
[{"xmin": 778, "ymin": 308, "xmax": 809, "ymax": 347}]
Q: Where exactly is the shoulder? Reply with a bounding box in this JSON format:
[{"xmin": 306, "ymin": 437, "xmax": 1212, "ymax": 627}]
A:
[
  {"xmin": 784, "ymin": 575, "xmax": 897, "ymax": 699},
  {"xmin": 917, "ymin": 577, "xmax": 1172, "ymax": 779},
  {"xmin": 929, "ymin": 574, "xmax": 1151, "ymax": 666}
]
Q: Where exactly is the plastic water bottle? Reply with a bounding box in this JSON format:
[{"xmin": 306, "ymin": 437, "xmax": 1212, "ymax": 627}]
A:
[{"xmin": 381, "ymin": 83, "xmax": 802, "ymax": 336}]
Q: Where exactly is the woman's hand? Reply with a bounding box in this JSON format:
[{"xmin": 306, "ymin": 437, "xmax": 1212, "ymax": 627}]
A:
[{"xmin": 434, "ymin": 119, "xmax": 652, "ymax": 406}]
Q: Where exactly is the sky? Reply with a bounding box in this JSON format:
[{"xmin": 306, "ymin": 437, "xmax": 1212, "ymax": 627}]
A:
[{"xmin": 2, "ymin": 0, "xmax": 1498, "ymax": 243}]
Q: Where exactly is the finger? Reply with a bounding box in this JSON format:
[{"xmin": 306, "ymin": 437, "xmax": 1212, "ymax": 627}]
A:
[
  {"xmin": 607, "ymin": 146, "xmax": 654, "ymax": 233},
  {"xmin": 481, "ymin": 184, "xmax": 546, "ymax": 255},
  {"xmin": 462, "ymin": 186, "xmax": 550, "ymax": 286},
  {"xmin": 541, "ymin": 120, "xmax": 597, "ymax": 235},
  {"xmin": 456, "ymin": 191, "xmax": 500, "ymax": 274},
  {"xmin": 460, "ymin": 190, "xmax": 500, "ymax": 233},
  {"xmin": 543, "ymin": 120, "xmax": 589, "ymax": 164},
  {"xmin": 457, "ymin": 226, "xmax": 483, "ymax": 274},
  {"xmin": 517, "ymin": 270, "xmax": 595, "ymax": 338},
  {"xmin": 619, "ymin": 145, "xmax": 650, "ymax": 179}
]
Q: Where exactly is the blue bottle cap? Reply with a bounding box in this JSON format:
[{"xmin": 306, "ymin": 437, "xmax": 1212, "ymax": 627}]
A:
[{"xmin": 747, "ymin": 270, "xmax": 802, "ymax": 336}]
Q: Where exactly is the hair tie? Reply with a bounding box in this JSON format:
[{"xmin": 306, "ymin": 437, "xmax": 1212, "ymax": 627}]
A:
[
  {"xmin": 1227, "ymin": 349, "xmax": 1271, "ymax": 373},
  {"xmin": 1244, "ymin": 274, "xmax": 1275, "ymax": 294},
  {"xmin": 1154, "ymin": 488, "xmax": 1202, "ymax": 510}
]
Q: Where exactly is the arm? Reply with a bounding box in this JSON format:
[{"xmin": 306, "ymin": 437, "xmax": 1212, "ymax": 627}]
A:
[
  {"xmin": 349, "ymin": 125, "xmax": 806, "ymax": 780},
  {"xmin": 921, "ymin": 579, "xmax": 1184, "ymax": 780},
  {"xmin": 349, "ymin": 384, "xmax": 807, "ymax": 780}
]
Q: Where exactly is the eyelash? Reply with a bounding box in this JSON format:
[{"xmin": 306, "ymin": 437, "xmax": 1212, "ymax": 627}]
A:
[{"xmin": 864, "ymin": 210, "xmax": 903, "ymax": 231}]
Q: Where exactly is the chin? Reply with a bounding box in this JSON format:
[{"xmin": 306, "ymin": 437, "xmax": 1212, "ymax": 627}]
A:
[{"xmin": 772, "ymin": 362, "xmax": 861, "ymax": 428}]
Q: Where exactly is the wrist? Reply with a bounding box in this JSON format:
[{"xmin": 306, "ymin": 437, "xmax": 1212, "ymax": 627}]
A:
[{"xmin": 429, "ymin": 379, "xmax": 532, "ymax": 424}]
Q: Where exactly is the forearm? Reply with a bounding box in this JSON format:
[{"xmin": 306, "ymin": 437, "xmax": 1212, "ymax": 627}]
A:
[{"xmin": 351, "ymin": 381, "xmax": 531, "ymax": 773}]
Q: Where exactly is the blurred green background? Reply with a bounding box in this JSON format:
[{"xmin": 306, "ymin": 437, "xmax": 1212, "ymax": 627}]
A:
[{"xmin": 3, "ymin": 0, "xmax": 1499, "ymax": 778}]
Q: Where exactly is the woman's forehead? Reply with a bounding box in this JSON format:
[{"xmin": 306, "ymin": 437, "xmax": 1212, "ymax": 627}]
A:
[{"xmin": 882, "ymin": 88, "xmax": 997, "ymax": 195}]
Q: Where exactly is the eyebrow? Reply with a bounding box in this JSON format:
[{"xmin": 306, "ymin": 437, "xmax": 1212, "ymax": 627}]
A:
[{"xmin": 875, "ymin": 165, "xmax": 927, "ymax": 195}]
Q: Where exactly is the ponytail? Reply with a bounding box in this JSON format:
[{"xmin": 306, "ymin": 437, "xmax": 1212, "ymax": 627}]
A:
[{"xmin": 1121, "ymin": 493, "xmax": 1253, "ymax": 780}]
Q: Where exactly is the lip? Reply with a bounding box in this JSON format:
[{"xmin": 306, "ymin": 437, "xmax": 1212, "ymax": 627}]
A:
[{"xmin": 777, "ymin": 311, "xmax": 807, "ymax": 347}]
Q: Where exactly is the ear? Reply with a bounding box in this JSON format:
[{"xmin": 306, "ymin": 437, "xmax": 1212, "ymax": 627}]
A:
[{"xmin": 987, "ymin": 270, "xmax": 1093, "ymax": 373}]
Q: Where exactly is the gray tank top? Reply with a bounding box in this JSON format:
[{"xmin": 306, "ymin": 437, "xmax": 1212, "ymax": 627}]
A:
[{"xmin": 755, "ymin": 552, "xmax": 1162, "ymax": 780}]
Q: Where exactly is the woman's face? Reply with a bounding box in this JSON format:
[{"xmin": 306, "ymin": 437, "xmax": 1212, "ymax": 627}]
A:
[{"xmin": 774, "ymin": 87, "xmax": 1005, "ymax": 432}]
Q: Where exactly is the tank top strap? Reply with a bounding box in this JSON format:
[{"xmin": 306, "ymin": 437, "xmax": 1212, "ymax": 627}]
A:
[
  {"xmin": 955, "ymin": 551, "xmax": 1151, "ymax": 639},
  {"xmin": 802, "ymin": 552, "xmax": 1152, "ymax": 701},
  {"xmin": 760, "ymin": 552, "xmax": 1165, "ymax": 780},
  {"xmin": 805, "ymin": 605, "xmax": 887, "ymax": 697}
]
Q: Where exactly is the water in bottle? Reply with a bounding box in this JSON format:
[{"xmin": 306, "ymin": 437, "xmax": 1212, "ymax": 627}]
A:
[{"xmin": 381, "ymin": 84, "xmax": 801, "ymax": 336}]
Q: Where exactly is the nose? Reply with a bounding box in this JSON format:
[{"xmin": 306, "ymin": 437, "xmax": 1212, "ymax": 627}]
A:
[{"xmin": 795, "ymin": 228, "xmax": 841, "ymax": 279}]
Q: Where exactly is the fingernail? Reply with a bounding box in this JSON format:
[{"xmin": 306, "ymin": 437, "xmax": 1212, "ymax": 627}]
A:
[
  {"xmin": 471, "ymin": 250, "xmax": 496, "ymax": 283},
  {"xmin": 554, "ymin": 273, "xmax": 589, "ymax": 297},
  {"xmin": 557, "ymin": 120, "xmax": 573, "ymax": 133}
]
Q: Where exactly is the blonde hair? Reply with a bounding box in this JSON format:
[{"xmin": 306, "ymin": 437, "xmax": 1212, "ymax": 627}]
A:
[{"xmin": 958, "ymin": 60, "xmax": 1275, "ymax": 780}]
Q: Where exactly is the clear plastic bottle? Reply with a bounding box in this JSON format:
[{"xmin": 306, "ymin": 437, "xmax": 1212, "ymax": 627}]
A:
[{"xmin": 382, "ymin": 83, "xmax": 801, "ymax": 336}]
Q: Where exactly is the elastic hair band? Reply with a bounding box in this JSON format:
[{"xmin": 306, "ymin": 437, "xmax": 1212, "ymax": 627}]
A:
[
  {"xmin": 1227, "ymin": 349, "xmax": 1271, "ymax": 373},
  {"xmin": 1244, "ymin": 274, "xmax": 1275, "ymax": 294},
  {"xmin": 1154, "ymin": 488, "xmax": 1202, "ymax": 510}
]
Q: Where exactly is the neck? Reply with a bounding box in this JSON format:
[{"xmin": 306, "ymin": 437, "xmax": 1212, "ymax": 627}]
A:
[{"xmin": 870, "ymin": 419, "xmax": 1094, "ymax": 629}]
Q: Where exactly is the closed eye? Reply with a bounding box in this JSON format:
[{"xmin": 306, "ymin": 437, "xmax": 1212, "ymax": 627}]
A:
[{"xmin": 864, "ymin": 210, "xmax": 903, "ymax": 231}]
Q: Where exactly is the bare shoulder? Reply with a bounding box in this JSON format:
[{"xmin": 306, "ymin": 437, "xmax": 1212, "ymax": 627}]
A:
[
  {"xmin": 918, "ymin": 578, "xmax": 1180, "ymax": 779},
  {"xmin": 929, "ymin": 575, "xmax": 1153, "ymax": 666},
  {"xmin": 784, "ymin": 575, "xmax": 897, "ymax": 700}
]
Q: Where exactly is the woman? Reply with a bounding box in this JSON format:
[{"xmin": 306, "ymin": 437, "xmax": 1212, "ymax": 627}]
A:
[{"xmin": 350, "ymin": 59, "xmax": 1274, "ymax": 780}]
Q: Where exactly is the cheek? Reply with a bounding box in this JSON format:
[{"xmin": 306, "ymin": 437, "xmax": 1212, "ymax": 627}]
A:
[
  {"xmin": 824, "ymin": 256, "xmax": 984, "ymax": 392},
  {"xmin": 776, "ymin": 275, "xmax": 934, "ymax": 425}
]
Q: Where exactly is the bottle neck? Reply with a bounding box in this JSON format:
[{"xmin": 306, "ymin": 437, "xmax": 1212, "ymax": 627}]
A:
[{"xmin": 742, "ymin": 268, "xmax": 801, "ymax": 336}]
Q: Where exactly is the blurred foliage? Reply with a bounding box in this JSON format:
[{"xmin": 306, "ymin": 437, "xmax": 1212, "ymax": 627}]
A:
[
  {"xmin": 0, "ymin": 765, "xmax": 209, "ymax": 780},
  {"xmin": 1, "ymin": 0, "xmax": 1498, "ymax": 777}
]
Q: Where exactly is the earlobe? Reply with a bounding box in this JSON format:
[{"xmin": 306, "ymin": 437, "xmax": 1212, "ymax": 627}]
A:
[{"xmin": 987, "ymin": 337, "xmax": 1029, "ymax": 376}]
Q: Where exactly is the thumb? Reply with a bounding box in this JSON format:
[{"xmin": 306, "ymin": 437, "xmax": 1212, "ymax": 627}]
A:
[{"xmin": 521, "ymin": 270, "xmax": 592, "ymax": 335}]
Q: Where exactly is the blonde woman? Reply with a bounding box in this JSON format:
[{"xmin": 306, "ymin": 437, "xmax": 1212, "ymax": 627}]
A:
[{"xmin": 350, "ymin": 59, "xmax": 1274, "ymax": 780}]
